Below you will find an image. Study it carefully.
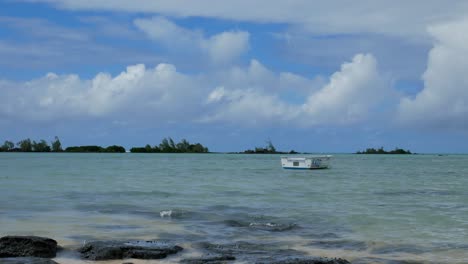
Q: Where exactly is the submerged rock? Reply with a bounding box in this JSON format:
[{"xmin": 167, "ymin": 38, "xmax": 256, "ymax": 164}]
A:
[
  {"xmin": 78, "ymin": 240, "xmax": 183, "ymax": 260},
  {"xmin": 0, "ymin": 236, "xmax": 58, "ymax": 258},
  {"xmin": 180, "ymin": 255, "xmax": 236, "ymax": 263},
  {"xmin": 255, "ymin": 257, "xmax": 351, "ymax": 264}
]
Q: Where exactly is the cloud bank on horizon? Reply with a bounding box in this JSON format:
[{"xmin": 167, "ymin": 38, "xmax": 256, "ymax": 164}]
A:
[{"xmin": 1, "ymin": 1, "xmax": 468, "ymax": 151}]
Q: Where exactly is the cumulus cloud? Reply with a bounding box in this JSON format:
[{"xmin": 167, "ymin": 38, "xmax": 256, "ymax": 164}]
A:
[
  {"xmin": 0, "ymin": 63, "xmax": 205, "ymax": 121},
  {"xmin": 1, "ymin": 54, "xmax": 388, "ymax": 127},
  {"xmin": 302, "ymin": 54, "xmax": 389, "ymax": 125},
  {"xmin": 134, "ymin": 16, "xmax": 249, "ymax": 64},
  {"xmin": 398, "ymin": 18, "xmax": 468, "ymax": 128},
  {"xmin": 203, "ymin": 54, "xmax": 389, "ymax": 126}
]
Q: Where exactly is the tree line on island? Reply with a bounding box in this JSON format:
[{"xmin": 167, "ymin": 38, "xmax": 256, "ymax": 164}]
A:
[
  {"xmin": 0, "ymin": 137, "xmax": 412, "ymax": 154},
  {"xmin": 0, "ymin": 137, "xmax": 208, "ymax": 153},
  {"xmin": 0, "ymin": 137, "xmax": 63, "ymax": 152},
  {"xmin": 356, "ymin": 147, "xmax": 412, "ymax": 154},
  {"xmin": 130, "ymin": 138, "xmax": 208, "ymax": 153},
  {"xmin": 241, "ymin": 140, "xmax": 298, "ymax": 154}
]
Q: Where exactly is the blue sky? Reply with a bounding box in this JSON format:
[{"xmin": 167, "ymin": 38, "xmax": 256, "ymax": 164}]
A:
[{"xmin": 1, "ymin": 0, "xmax": 468, "ymax": 153}]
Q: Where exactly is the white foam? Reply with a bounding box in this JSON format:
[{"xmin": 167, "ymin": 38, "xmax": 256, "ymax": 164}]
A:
[{"xmin": 160, "ymin": 210, "xmax": 173, "ymax": 218}]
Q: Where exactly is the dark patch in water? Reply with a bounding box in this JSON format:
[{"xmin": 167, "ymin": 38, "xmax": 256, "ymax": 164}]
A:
[
  {"xmin": 375, "ymin": 189, "xmax": 457, "ymax": 197},
  {"xmin": 303, "ymin": 233, "xmax": 340, "ymax": 239},
  {"xmin": 370, "ymin": 244, "xmax": 432, "ymax": 255},
  {"xmin": 181, "ymin": 254, "xmax": 236, "ymax": 263},
  {"xmin": 308, "ymin": 240, "xmax": 367, "ymax": 251},
  {"xmin": 223, "ymin": 220, "xmax": 298, "ymax": 232}
]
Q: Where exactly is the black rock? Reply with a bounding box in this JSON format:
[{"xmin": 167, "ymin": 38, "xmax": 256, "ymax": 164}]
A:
[
  {"xmin": 181, "ymin": 255, "xmax": 236, "ymax": 263},
  {"xmin": 0, "ymin": 236, "xmax": 58, "ymax": 258},
  {"xmin": 78, "ymin": 240, "xmax": 183, "ymax": 260},
  {"xmin": 255, "ymin": 257, "xmax": 351, "ymax": 264},
  {"xmin": 0, "ymin": 257, "xmax": 58, "ymax": 264}
]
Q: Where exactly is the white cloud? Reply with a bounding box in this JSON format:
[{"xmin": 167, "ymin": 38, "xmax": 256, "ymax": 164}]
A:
[
  {"xmin": 0, "ymin": 63, "xmax": 205, "ymax": 121},
  {"xmin": 26, "ymin": 0, "xmax": 468, "ymax": 38},
  {"xmin": 134, "ymin": 16, "xmax": 249, "ymax": 64},
  {"xmin": 302, "ymin": 53, "xmax": 389, "ymax": 125},
  {"xmin": 398, "ymin": 18, "xmax": 468, "ymax": 128},
  {"xmin": 203, "ymin": 54, "xmax": 389, "ymax": 126},
  {"xmin": 202, "ymin": 87, "xmax": 297, "ymax": 125},
  {"xmin": 1, "ymin": 54, "xmax": 388, "ymax": 127}
]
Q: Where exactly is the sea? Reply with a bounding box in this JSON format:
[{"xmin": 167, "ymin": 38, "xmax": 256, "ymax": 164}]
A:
[{"xmin": 1, "ymin": 153, "xmax": 468, "ymax": 263}]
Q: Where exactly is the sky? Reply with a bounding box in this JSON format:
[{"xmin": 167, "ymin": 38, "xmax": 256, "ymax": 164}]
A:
[{"xmin": 1, "ymin": 0, "xmax": 468, "ymax": 153}]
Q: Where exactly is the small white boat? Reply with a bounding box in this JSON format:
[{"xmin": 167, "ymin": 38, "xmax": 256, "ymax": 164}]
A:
[{"xmin": 281, "ymin": 155, "xmax": 332, "ymax": 170}]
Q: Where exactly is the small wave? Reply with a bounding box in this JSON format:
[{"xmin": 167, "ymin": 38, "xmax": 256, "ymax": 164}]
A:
[
  {"xmin": 249, "ymin": 222, "xmax": 297, "ymax": 232},
  {"xmin": 160, "ymin": 210, "xmax": 173, "ymax": 218},
  {"xmin": 159, "ymin": 209, "xmax": 197, "ymax": 219}
]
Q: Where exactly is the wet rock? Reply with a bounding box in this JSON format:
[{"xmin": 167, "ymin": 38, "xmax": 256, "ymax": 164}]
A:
[
  {"xmin": 180, "ymin": 255, "xmax": 236, "ymax": 263},
  {"xmin": 78, "ymin": 240, "xmax": 183, "ymax": 260},
  {"xmin": 255, "ymin": 257, "xmax": 351, "ymax": 264},
  {"xmin": 0, "ymin": 236, "xmax": 58, "ymax": 258},
  {"xmin": 0, "ymin": 257, "xmax": 58, "ymax": 264}
]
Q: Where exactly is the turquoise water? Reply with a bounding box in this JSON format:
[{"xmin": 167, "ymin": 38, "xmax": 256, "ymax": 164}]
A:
[{"xmin": 1, "ymin": 153, "xmax": 468, "ymax": 263}]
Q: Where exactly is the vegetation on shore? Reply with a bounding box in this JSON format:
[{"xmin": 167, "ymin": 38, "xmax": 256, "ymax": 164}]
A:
[
  {"xmin": 242, "ymin": 140, "xmax": 298, "ymax": 154},
  {"xmin": 0, "ymin": 137, "xmax": 63, "ymax": 152},
  {"xmin": 65, "ymin": 145, "xmax": 126, "ymax": 153},
  {"xmin": 356, "ymin": 147, "xmax": 412, "ymax": 154},
  {"xmin": 0, "ymin": 137, "xmax": 209, "ymax": 153},
  {"xmin": 130, "ymin": 137, "xmax": 208, "ymax": 153}
]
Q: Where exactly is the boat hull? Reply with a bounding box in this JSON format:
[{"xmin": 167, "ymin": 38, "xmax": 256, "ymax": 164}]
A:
[{"xmin": 281, "ymin": 156, "xmax": 332, "ymax": 170}]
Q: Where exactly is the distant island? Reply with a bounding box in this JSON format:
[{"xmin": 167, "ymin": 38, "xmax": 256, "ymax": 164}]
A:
[
  {"xmin": 0, "ymin": 137, "xmax": 208, "ymax": 153},
  {"xmin": 65, "ymin": 145, "xmax": 126, "ymax": 153},
  {"xmin": 241, "ymin": 140, "xmax": 298, "ymax": 154},
  {"xmin": 356, "ymin": 147, "xmax": 412, "ymax": 154},
  {"xmin": 0, "ymin": 137, "xmax": 64, "ymax": 152},
  {"xmin": 130, "ymin": 138, "xmax": 208, "ymax": 153}
]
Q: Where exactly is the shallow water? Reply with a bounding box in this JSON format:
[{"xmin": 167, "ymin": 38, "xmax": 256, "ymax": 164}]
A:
[{"xmin": 1, "ymin": 153, "xmax": 468, "ymax": 263}]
